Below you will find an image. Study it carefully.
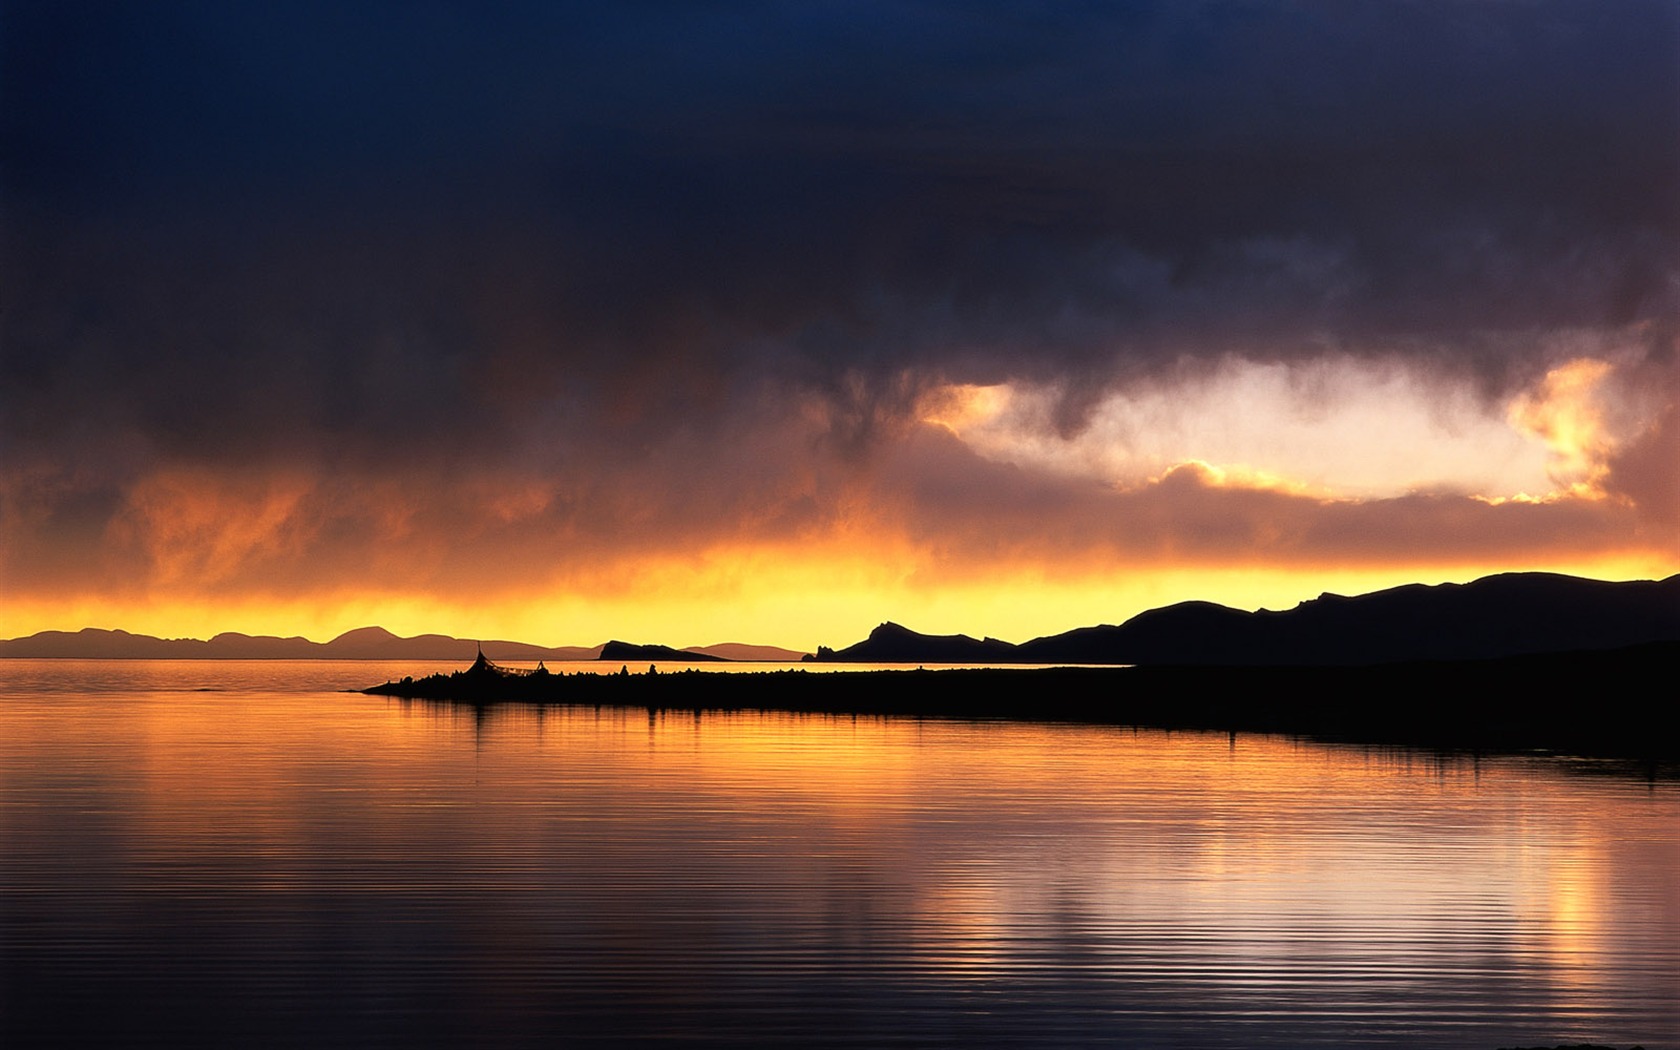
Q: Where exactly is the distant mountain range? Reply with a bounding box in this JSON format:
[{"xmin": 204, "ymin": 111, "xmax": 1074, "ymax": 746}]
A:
[
  {"xmin": 815, "ymin": 572, "xmax": 1680, "ymax": 666},
  {"xmin": 5, "ymin": 572, "xmax": 1676, "ymax": 666},
  {"xmin": 0, "ymin": 626, "xmax": 808, "ymax": 663}
]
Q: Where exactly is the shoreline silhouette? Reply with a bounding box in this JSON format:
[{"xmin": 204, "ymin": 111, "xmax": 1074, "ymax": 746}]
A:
[{"xmin": 364, "ymin": 641, "xmax": 1680, "ymax": 765}]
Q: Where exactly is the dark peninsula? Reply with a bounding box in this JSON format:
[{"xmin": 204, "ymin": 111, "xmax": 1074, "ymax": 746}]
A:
[{"xmin": 365, "ymin": 641, "xmax": 1680, "ymax": 764}]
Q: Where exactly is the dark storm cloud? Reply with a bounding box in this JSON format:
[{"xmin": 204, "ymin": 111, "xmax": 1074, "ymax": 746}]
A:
[{"xmin": 4, "ymin": 1, "xmax": 1677, "ymax": 492}]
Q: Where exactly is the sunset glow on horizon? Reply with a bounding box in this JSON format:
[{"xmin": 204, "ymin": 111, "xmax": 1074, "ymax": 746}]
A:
[{"xmin": 4, "ymin": 531, "xmax": 1673, "ymax": 652}]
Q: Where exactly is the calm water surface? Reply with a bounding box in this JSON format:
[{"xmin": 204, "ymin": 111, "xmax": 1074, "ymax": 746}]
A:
[{"xmin": 1, "ymin": 660, "xmax": 1676, "ymax": 1048}]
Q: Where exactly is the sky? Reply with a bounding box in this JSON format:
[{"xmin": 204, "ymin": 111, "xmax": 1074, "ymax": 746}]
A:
[{"xmin": 3, "ymin": 1, "xmax": 1678, "ymax": 650}]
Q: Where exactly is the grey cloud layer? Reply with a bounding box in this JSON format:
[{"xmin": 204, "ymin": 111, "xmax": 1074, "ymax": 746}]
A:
[{"xmin": 4, "ymin": 2, "xmax": 1676, "ymax": 547}]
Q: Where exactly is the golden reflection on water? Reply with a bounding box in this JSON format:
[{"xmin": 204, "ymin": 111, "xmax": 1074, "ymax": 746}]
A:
[
  {"xmin": 384, "ymin": 699, "xmax": 1677, "ymax": 1010},
  {"xmin": 1, "ymin": 660, "xmax": 1676, "ymax": 1048}
]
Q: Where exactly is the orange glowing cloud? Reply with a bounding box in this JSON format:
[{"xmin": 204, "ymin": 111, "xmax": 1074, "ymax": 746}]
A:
[
  {"xmin": 1507, "ymin": 357, "xmax": 1623, "ymax": 500},
  {"xmin": 6, "ymin": 419, "xmax": 1672, "ymax": 650},
  {"xmin": 919, "ymin": 345, "xmax": 1670, "ymax": 508}
]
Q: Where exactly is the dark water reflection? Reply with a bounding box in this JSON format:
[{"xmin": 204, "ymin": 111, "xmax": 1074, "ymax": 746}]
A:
[{"xmin": 1, "ymin": 661, "xmax": 1676, "ymax": 1048}]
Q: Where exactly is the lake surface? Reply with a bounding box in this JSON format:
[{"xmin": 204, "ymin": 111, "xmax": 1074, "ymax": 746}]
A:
[{"xmin": 2, "ymin": 660, "xmax": 1676, "ymax": 1049}]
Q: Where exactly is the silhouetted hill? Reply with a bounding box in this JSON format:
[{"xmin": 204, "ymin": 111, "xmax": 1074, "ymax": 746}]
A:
[
  {"xmin": 0, "ymin": 626, "xmax": 804, "ymax": 662},
  {"xmin": 817, "ymin": 572, "xmax": 1680, "ymax": 666},
  {"xmin": 822, "ymin": 622, "xmax": 1019, "ymax": 663},
  {"xmin": 0, "ymin": 628, "xmax": 228, "ymax": 659},
  {"xmin": 598, "ymin": 641, "xmax": 727, "ymax": 662}
]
